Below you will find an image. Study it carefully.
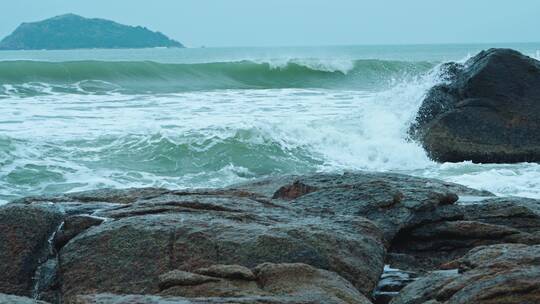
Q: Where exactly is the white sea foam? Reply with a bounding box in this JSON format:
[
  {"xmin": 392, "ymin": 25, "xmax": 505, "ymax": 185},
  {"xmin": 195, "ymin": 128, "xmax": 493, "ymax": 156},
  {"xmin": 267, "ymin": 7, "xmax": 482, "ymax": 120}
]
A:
[
  {"xmin": 421, "ymin": 162, "xmax": 540, "ymax": 199},
  {"xmin": 258, "ymin": 58, "xmax": 356, "ymax": 74}
]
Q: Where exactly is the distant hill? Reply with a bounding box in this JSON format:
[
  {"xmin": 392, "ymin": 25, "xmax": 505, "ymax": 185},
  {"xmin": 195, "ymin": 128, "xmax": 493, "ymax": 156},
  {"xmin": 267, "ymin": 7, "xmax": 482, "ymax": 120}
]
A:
[{"xmin": 0, "ymin": 14, "xmax": 184, "ymax": 50}]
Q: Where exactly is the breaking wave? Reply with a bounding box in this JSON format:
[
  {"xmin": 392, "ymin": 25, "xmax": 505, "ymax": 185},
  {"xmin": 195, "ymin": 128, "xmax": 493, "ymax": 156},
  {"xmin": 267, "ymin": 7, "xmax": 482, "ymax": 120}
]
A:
[{"xmin": 0, "ymin": 59, "xmax": 434, "ymax": 96}]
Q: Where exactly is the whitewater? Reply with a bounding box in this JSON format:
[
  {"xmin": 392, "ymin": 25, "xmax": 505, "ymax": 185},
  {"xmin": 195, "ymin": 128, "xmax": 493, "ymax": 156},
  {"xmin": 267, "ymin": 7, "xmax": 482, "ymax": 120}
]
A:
[{"xmin": 1, "ymin": 44, "xmax": 540, "ymax": 204}]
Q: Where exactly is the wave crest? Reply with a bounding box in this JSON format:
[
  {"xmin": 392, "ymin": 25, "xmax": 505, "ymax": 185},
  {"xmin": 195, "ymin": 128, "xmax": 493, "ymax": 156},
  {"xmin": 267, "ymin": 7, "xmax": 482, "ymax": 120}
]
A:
[{"xmin": 0, "ymin": 59, "xmax": 435, "ymax": 96}]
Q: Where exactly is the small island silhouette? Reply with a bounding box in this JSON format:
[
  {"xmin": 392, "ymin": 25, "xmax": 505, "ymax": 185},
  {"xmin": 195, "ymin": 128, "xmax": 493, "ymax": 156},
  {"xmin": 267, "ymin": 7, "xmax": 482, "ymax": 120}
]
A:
[{"xmin": 0, "ymin": 14, "xmax": 184, "ymax": 50}]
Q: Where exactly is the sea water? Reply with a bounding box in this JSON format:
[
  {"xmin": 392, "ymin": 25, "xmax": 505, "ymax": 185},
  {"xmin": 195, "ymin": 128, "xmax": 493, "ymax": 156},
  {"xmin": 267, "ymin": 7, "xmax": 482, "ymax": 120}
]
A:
[{"xmin": 1, "ymin": 43, "xmax": 540, "ymax": 204}]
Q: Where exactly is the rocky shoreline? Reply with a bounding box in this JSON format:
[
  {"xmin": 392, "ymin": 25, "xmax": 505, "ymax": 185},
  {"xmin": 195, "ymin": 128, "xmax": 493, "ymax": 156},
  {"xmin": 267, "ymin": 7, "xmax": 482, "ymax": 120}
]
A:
[
  {"xmin": 3, "ymin": 48, "xmax": 540, "ymax": 303},
  {"xmin": 1, "ymin": 171, "xmax": 539, "ymax": 303}
]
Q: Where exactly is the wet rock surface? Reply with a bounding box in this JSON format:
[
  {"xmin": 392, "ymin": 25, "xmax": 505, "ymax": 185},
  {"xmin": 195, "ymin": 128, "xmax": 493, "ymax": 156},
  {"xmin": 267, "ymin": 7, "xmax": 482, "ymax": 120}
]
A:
[
  {"xmin": 156, "ymin": 262, "xmax": 371, "ymax": 303},
  {"xmin": 372, "ymin": 266, "xmax": 417, "ymax": 304},
  {"xmin": 391, "ymin": 244, "xmax": 540, "ymax": 304},
  {"xmin": 388, "ymin": 196, "xmax": 540, "ymax": 272},
  {"xmin": 1, "ymin": 171, "xmax": 539, "ymax": 303},
  {"xmin": 73, "ymin": 293, "xmax": 361, "ymax": 304},
  {"xmin": 0, "ymin": 204, "xmax": 63, "ymax": 297},
  {"xmin": 230, "ymin": 172, "xmax": 492, "ymax": 242},
  {"xmin": 194, "ymin": 264, "xmax": 256, "ymax": 281},
  {"xmin": 53, "ymin": 215, "xmax": 105, "ymax": 251},
  {"xmin": 410, "ymin": 48, "xmax": 540, "ymax": 163},
  {"xmin": 57, "ymin": 191, "xmax": 384, "ymax": 301}
]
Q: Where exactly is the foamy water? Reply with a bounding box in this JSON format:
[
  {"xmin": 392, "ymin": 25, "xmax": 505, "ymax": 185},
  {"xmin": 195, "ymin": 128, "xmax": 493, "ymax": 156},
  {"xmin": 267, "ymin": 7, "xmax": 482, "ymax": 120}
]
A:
[{"xmin": 1, "ymin": 44, "xmax": 540, "ymax": 203}]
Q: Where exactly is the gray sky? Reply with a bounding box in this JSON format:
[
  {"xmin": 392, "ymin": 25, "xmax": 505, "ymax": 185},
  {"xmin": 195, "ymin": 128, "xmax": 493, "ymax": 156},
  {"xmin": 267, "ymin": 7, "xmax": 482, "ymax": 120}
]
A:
[{"xmin": 1, "ymin": 0, "xmax": 539, "ymax": 47}]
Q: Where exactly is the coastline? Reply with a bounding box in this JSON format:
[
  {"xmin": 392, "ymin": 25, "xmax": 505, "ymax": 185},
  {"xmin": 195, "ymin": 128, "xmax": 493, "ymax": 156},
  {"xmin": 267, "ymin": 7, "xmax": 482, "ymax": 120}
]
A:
[
  {"xmin": 1, "ymin": 46, "xmax": 540, "ymax": 303},
  {"xmin": 1, "ymin": 170, "xmax": 539, "ymax": 303}
]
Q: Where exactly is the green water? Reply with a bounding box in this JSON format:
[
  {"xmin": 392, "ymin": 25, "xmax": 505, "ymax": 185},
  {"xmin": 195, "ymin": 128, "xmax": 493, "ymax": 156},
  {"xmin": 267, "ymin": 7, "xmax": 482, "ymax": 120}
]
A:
[{"xmin": 1, "ymin": 43, "xmax": 540, "ymax": 203}]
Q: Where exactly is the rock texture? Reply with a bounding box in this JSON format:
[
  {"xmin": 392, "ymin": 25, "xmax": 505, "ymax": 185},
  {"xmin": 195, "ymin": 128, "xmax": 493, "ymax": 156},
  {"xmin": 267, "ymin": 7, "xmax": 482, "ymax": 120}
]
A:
[
  {"xmin": 74, "ymin": 292, "xmax": 365, "ymax": 304},
  {"xmin": 57, "ymin": 189, "xmax": 384, "ymax": 301},
  {"xmin": 1, "ymin": 171, "xmax": 539, "ymax": 304},
  {"xmin": 388, "ymin": 196, "xmax": 540, "ymax": 272},
  {"xmin": 391, "ymin": 244, "xmax": 540, "ymax": 304},
  {"xmin": 410, "ymin": 48, "xmax": 540, "ymax": 163},
  {"xmin": 53, "ymin": 215, "xmax": 104, "ymax": 251},
  {"xmin": 0, "ymin": 204, "xmax": 63, "ymax": 297},
  {"xmin": 230, "ymin": 172, "xmax": 492, "ymax": 243},
  {"xmin": 194, "ymin": 264, "xmax": 256, "ymax": 281},
  {"xmin": 156, "ymin": 263, "xmax": 371, "ymax": 303}
]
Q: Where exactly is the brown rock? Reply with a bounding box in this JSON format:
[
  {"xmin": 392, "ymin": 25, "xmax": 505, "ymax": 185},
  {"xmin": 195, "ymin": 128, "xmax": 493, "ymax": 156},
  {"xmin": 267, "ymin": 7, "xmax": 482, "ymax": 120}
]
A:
[
  {"xmin": 391, "ymin": 244, "xmax": 540, "ymax": 304},
  {"xmin": 57, "ymin": 190, "xmax": 385, "ymax": 300},
  {"xmin": 194, "ymin": 265, "xmax": 255, "ymax": 280},
  {"xmin": 255, "ymin": 263, "xmax": 372, "ymax": 304},
  {"xmin": 75, "ymin": 263, "xmax": 372, "ymax": 303},
  {"xmin": 158, "ymin": 270, "xmax": 220, "ymax": 290},
  {"xmin": 0, "ymin": 204, "xmax": 63, "ymax": 297},
  {"xmin": 272, "ymin": 181, "xmax": 318, "ymax": 200},
  {"xmin": 9, "ymin": 171, "xmax": 534, "ymax": 303},
  {"xmin": 73, "ymin": 293, "xmax": 351, "ymax": 304},
  {"xmin": 159, "ymin": 278, "xmax": 263, "ymax": 298},
  {"xmin": 389, "ymin": 197, "xmax": 540, "ymax": 272},
  {"xmin": 54, "ymin": 215, "xmax": 104, "ymax": 251}
]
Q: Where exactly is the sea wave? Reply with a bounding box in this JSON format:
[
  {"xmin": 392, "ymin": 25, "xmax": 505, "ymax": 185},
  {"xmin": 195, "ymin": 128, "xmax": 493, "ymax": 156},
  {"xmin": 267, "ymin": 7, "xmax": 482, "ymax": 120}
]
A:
[
  {"xmin": 0, "ymin": 130, "xmax": 322, "ymax": 203},
  {"xmin": 0, "ymin": 59, "xmax": 434, "ymax": 96},
  {"xmin": 0, "ymin": 63, "xmax": 443, "ymax": 203},
  {"xmin": 3, "ymin": 57, "xmax": 540, "ymax": 203}
]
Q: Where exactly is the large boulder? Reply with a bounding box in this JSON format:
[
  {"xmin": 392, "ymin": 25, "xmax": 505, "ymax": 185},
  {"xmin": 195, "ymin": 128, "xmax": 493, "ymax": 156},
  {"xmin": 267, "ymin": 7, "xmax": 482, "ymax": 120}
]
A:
[
  {"xmin": 57, "ymin": 190, "xmax": 384, "ymax": 301},
  {"xmin": 391, "ymin": 244, "xmax": 540, "ymax": 304},
  {"xmin": 232, "ymin": 172, "xmax": 540, "ymax": 303},
  {"xmin": 0, "ymin": 204, "xmax": 63, "ymax": 297},
  {"xmin": 230, "ymin": 172, "xmax": 491, "ymax": 242},
  {"xmin": 410, "ymin": 48, "xmax": 540, "ymax": 163}
]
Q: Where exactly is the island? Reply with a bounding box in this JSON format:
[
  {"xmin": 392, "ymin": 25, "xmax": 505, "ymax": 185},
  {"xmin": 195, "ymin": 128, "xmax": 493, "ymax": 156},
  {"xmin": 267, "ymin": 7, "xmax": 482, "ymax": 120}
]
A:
[{"xmin": 0, "ymin": 14, "xmax": 184, "ymax": 50}]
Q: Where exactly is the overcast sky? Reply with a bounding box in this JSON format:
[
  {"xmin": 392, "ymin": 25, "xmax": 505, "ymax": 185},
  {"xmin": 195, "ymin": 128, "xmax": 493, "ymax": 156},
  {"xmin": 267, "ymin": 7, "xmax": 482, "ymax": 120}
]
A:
[{"xmin": 1, "ymin": 0, "xmax": 539, "ymax": 47}]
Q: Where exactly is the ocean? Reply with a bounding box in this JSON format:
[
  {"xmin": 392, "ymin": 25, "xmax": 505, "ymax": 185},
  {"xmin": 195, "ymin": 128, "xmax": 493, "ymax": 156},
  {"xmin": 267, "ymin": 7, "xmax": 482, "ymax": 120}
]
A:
[{"xmin": 1, "ymin": 43, "xmax": 540, "ymax": 204}]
